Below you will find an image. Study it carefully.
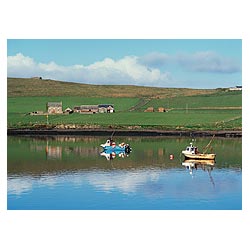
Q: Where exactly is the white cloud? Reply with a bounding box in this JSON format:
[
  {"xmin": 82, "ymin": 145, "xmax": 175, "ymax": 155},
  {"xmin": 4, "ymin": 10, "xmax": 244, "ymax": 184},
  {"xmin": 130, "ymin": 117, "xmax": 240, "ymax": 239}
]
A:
[
  {"xmin": 137, "ymin": 52, "xmax": 170, "ymax": 67},
  {"xmin": 39, "ymin": 61, "xmax": 63, "ymax": 72},
  {"xmin": 176, "ymin": 51, "xmax": 241, "ymax": 73},
  {"xmin": 85, "ymin": 56, "xmax": 171, "ymax": 85},
  {"xmin": 138, "ymin": 51, "xmax": 241, "ymax": 73},
  {"xmin": 7, "ymin": 53, "xmax": 172, "ymax": 87},
  {"xmin": 7, "ymin": 51, "xmax": 240, "ymax": 88},
  {"xmin": 8, "ymin": 53, "xmax": 34, "ymax": 67},
  {"xmin": 8, "ymin": 53, "xmax": 38, "ymax": 77}
]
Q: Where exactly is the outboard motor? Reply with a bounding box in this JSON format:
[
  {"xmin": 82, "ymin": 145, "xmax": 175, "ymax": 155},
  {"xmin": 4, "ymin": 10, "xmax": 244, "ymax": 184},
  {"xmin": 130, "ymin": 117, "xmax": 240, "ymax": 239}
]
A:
[{"xmin": 125, "ymin": 144, "xmax": 131, "ymax": 154}]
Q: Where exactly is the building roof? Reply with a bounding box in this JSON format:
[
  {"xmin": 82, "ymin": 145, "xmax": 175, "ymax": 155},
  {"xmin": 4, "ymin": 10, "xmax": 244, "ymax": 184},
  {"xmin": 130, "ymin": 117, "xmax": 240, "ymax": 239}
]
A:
[
  {"xmin": 47, "ymin": 102, "xmax": 62, "ymax": 107},
  {"xmin": 80, "ymin": 105, "xmax": 99, "ymax": 109},
  {"xmin": 98, "ymin": 104, "xmax": 114, "ymax": 108}
]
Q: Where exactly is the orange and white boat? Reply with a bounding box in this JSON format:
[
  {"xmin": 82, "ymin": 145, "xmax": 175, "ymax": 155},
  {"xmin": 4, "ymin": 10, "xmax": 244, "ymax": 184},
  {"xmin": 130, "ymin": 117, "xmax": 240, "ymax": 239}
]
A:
[{"xmin": 182, "ymin": 142, "xmax": 216, "ymax": 160}]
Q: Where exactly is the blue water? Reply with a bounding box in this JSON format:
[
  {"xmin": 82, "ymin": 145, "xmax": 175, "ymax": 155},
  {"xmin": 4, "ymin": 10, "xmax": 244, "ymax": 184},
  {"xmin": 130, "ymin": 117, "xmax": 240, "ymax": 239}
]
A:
[{"xmin": 7, "ymin": 136, "xmax": 242, "ymax": 210}]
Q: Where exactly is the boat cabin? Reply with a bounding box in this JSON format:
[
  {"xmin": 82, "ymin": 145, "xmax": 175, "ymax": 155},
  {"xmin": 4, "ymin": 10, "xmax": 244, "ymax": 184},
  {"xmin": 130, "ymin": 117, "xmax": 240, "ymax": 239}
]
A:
[{"xmin": 185, "ymin": 143, "xmax": 199, "ymax": 155}]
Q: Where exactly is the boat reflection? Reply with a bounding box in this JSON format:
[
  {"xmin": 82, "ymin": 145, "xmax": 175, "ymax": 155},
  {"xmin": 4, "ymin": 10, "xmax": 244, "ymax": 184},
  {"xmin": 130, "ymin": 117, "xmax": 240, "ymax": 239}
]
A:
[
  {"xmin": 100, "ymin": 150, "xmax": 131, "ymax": 161},
  {"xmin": 182, "ymin": 159, "xmax": 215, "ymax": 187},
  {"xmin": 45, "ymin": 144, "xmax": 62, "ymax": 160}
]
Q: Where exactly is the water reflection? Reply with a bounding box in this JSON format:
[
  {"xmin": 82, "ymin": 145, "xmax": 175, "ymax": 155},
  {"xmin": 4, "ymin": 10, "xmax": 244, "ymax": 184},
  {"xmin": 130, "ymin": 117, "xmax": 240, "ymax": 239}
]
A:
[
  {"xmin": 45, "ymin": 145, "xmax": 62, "ymax": 159},
  {"xmin": 32, "ymin": 138, "xmax": 102, "ymax": 160},
  {"xmin": 100, "ymin": 151, "xmax": 131, "ymax": 161},
  {"xmin": 8, "ymin": 136, "xmax": 242, "ymax": 209},
  {"xmin": 182, "ymin": 159, "xmax": 215, "ymax": 187},
  {"xmin": 8, "ymin": 168, "xmax": 164, "ymax": 198}
]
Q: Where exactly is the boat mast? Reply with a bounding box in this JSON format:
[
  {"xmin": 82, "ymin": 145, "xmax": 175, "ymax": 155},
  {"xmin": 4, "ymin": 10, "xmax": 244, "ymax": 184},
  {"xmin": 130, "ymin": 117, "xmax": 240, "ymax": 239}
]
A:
[
  {"xmin": 203, "ymin": 135, "xmax": 215, "ymax": 153},
  {"xmin": 110, "ymin": 130, "xmax": 115, "ymax": 140}
]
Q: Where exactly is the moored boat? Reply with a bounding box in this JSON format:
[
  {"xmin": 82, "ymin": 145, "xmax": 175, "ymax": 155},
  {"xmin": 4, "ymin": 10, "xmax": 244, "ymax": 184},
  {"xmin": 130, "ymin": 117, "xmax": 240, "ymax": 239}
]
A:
[
  {"xmin": 100, "ymin": 139, "xmax": 132, "ymax": 154},
  {"xmin": 182, "ymin": 142, "xmax": 216, "ymax": 160}
]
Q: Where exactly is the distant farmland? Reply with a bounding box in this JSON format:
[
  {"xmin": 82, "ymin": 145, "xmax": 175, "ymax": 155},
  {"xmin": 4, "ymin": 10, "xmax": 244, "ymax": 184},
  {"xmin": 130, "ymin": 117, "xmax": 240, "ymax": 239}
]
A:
[{"xmin": 7, "ymin": 77, "xmax": 242, "ymax": 131}]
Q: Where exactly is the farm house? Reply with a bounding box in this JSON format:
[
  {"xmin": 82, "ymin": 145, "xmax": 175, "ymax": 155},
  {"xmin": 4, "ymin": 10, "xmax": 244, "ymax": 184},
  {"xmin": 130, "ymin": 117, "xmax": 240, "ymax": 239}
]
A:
[
  {"xmin": 98, "ymin": 104, "xmax": 115, "ymax": 113},
  {"xmin": 74, "ymin": 105, "xmax": 99, "ymax": 114},
  {"xmin": 144, "ymin": 107, "xmax": 154, "ymax": 112},
  {"xmin": 158, "ymin": 107, "xmax": 166, "ymax": 112},
  {"xmin": 229, "ymin": 86, "xmax": 242, "ymax": 91},
  {"xmin": 64, "ymin": 107, "xmax": 73, "ymax": 114},
  {"xmin": 47, "ymin": 102, "xmax": 63, "ymax": 114},
  {"xmin": 73, "ymin": 104, "xmax": 115, "ymax": 114}
]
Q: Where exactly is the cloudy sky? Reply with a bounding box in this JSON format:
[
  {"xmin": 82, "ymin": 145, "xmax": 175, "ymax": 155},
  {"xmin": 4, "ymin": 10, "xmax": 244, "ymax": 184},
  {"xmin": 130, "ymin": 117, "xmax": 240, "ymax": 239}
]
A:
[{"xmin": 7, "ymin": 39, "xmax": 241, "ymax": 89}]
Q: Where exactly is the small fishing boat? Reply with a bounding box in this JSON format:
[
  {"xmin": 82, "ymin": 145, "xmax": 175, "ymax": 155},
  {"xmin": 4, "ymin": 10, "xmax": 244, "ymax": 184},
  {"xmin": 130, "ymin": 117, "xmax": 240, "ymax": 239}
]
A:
[
  {"xmin": 100, "ymin": 139, "xmax": 132, "ymax": 154},
  {"xmin": 182, "ymin": 142, "xmax": 216, "ymax": 160}
]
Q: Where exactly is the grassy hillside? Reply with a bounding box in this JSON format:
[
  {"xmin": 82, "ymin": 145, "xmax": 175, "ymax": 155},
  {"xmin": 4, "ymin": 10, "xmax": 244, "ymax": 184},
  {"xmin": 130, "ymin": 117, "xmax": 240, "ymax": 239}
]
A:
[{"xmin": 8, "ymin": 77, "xmax": 218, "ymax": 98}]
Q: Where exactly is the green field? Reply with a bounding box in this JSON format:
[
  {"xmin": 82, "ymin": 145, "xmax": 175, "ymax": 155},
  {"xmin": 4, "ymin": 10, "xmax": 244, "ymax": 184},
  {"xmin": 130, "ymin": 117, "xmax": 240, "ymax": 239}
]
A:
[
  {"xmin": 7, "ymin": 78, "xmax": 242, "ymax": 131},
  {"xmin": 142, "ymin": 91, "xmax": 242, "ymax": 110}
]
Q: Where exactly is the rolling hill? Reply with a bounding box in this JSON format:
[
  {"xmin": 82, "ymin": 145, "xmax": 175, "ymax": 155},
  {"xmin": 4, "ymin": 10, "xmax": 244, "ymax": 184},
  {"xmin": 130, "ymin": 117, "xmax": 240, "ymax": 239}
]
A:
[{"xmin": 7, "ymin": 77, "xmax": 219, "ymax": 98}]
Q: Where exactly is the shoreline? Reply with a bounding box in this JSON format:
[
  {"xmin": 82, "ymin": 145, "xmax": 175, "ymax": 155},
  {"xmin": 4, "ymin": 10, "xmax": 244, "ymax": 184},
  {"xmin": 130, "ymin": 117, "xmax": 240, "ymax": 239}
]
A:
[{"xmin": 7, "ymin": 128, "xmax": 242, "ymax": 137}]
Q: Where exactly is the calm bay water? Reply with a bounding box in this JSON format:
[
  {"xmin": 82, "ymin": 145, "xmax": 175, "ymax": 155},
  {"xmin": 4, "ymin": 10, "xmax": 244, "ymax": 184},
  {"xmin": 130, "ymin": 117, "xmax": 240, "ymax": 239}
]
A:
[{"xmin": 7, "ymin": 135, "xmax": 242, "ymax": 210}]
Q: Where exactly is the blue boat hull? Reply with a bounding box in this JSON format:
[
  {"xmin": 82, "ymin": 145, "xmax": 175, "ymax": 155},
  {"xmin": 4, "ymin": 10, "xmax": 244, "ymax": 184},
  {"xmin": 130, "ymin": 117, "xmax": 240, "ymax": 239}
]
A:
[{"xmin": 102, "ymin": 145, "xmax": 131, "ymax": 153}]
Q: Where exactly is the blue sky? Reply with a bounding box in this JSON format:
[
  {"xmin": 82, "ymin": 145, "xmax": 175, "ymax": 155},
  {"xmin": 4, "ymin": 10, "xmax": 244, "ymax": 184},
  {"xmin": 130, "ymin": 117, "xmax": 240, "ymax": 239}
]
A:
[{"xmin": 7, "ymin": 39, "xmax": 242, "ymax": 89}]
